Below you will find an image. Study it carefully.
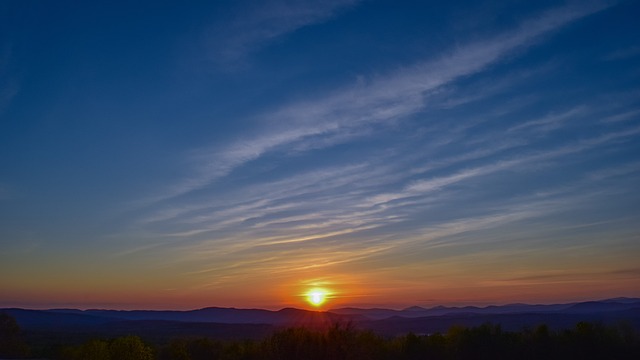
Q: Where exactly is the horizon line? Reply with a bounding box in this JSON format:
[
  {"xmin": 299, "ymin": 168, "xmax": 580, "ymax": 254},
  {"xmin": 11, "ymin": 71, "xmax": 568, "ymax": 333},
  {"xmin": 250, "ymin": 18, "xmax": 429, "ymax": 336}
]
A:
[{"xmin": 3, "ymin": 296, "xmax": 638, "ymax": 312}]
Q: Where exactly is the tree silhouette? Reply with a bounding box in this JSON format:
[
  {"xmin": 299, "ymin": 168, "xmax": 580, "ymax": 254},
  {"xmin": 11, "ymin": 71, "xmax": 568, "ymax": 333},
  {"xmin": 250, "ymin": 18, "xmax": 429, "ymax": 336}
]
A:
[
  {"xmin": 43, "ymin": 321, "xmax": 640, "ymax": 360},
  {"xmin": 0, "ymin": 312, "xmax": 30, "ymax": 358},
  {"xmin": 109, "ymin": 335, "xmax": 154, "ymax": 360}
]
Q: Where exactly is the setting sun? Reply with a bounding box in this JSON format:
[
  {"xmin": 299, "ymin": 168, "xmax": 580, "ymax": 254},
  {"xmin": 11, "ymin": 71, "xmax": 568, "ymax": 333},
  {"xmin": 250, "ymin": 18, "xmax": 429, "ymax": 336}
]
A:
[{"xmin": 306, "ymin": 288, "xmax": 329, "ymax": 307}]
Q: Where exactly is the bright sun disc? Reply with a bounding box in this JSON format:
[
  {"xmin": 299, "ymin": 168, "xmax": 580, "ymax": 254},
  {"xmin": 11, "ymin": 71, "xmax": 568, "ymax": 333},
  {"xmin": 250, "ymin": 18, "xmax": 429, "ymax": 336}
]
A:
[{"xmin": 306, "ymin": 288, "xmax": 328, "ymax": 306}]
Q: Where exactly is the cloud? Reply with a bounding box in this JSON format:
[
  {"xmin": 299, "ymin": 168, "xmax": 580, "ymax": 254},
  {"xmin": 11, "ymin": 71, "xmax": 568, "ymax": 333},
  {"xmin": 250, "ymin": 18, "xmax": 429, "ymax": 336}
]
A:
[
  {"xmin": 166, "ymin": 186, "xmax": 599, "ymax": 288},
  {"xmin": 115, "ymin": 1, "xmax": 640, "ymax": 293},
  {"xmin": 129, "ymin": 119, "xmax": 640, "ymax": 282},
  {"xmin": 362, "ymin": 123, "xmax": 640, "ymax": 209},
  {"xmin": 603, "ymin": 45, "xmax": 640, "ymax": 61},
  {"xmin": 601, "ymin": 108, "xmax": 640, "ymax": 123},
  {"xmin": 588, "ymin": 161, "xmax": 640, "ymax": 181},
  {"xmin": 138, "ymin": 101, "xmax": 640, "ymax": 239},
  {"xmin": 208, "ymin": 0, "xmax": 360, "ymax": 64},
  {"xmin": 492, "ymin": 265, "xmax": 640, "ymax": 286},
  {"xmin": 610, "ymin": 268, "xmax": 640, "ymax": 277},
  {"xmin": 507, "ymin": 106, "xmax": 588, "ymax": 133},
  {"xmin": 161, "ymin": 1, "xmax": 611, "ymax": 202},
  {"xmin": 429, "ymin": 64, "xmax": 554, "ymax": 110},
  {"xmin": 131, "ymin": 106, "xmax": 640, "ymax": 270}
]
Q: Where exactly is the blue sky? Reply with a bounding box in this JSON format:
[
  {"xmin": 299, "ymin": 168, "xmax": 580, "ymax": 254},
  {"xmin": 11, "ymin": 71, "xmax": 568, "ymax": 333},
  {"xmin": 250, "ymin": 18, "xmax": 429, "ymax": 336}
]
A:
[{"xmin": 1, "ymin": 0, "xmax": 639, "ymax": 309}]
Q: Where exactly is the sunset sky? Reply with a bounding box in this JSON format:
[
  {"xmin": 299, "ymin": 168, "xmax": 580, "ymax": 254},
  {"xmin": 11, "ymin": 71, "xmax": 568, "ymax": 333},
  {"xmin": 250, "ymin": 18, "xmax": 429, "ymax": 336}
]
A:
[{"xmin": 1, "ymin": 0, "xmax": 639, "ymax": 310}]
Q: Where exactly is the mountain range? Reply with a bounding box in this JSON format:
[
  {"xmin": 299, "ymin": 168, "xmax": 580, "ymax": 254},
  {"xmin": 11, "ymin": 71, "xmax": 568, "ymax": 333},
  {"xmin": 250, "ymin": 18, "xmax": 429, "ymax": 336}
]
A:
[{"xmin": 3, "ymin": 297, "xmax": 640, "ymax": 340}]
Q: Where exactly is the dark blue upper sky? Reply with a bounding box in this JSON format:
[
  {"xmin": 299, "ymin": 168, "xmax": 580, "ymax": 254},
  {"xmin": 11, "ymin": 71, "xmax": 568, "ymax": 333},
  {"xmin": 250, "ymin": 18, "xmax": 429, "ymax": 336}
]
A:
[{"xmin": 1, "ymin": 0, "xmax": 639, "ymax": 309}]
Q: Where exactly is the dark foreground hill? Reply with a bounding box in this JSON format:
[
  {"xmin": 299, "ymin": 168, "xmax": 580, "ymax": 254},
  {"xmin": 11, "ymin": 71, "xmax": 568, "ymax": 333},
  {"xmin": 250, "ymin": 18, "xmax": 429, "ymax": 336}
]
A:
[{"xmin": 10, "ymin": 321, "xmax": 640, "ymax": 360}]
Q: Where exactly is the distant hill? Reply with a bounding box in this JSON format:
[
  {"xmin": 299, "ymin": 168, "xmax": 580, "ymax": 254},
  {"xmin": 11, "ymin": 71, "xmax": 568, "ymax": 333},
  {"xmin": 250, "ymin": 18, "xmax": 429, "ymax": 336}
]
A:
[
  {"xmin": 331, "ymin": 297, "xmax": 640, "ymax": 319},
  {"xmin": 359, "ymin": 307, "xmax": 640, "ymax": 336},
  {"xmin": 3, "ymin": 297, "xmax": 639, "ymax": 341},
  {"xmin": 2, "ymin": 306, "xmax": 352, "ymax": 330}
]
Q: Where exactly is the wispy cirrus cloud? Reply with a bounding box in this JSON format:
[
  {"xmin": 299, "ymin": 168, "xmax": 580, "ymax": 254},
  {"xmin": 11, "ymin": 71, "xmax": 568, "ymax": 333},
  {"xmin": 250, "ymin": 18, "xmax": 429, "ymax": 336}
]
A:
[
  {"xmin": 601, "ymin": 108, "xmax": 640, "ymax": 123},
  {"xmin": 128, "ymin": 118, "xmax": 640, "ymax": 277},
  {"xmin": 208, "ymin": 0, "xmax": 360, "ymax": 64},
  {"xmin": 165, "ymin": 183, "xmax": 618, "ymax": 288},
  {"xmin": 111, "ymin": 1, "xmax": 640, "ymax": 297},
  {"xmin": 160, "ymin": 1, "xmax": 611, "ymax": 202},
  {"xmin": 603, "ymin": 45, "xmax": 640, "ymax": 61},
  {"xmin": 507, "ymin": 106, "xmax": 589, "ymax": 133},
  {"xmin": 131, "ymin": 109, "xmax": 640, "ymax": 271}
]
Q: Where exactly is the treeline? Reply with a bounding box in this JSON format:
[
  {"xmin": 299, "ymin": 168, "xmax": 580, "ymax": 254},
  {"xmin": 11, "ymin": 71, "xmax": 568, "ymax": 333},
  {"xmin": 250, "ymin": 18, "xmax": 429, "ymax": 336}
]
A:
[
  {"xmin": 3, "ymin": 310, "xmax": 640, "ymax": 360},
  {"xmin": 58, "ymin": 322, "xmax": 640, "ymax": 360},
  {"xmin": 0, "ymin": 312, "xmax": 30, "ymax": 358}
]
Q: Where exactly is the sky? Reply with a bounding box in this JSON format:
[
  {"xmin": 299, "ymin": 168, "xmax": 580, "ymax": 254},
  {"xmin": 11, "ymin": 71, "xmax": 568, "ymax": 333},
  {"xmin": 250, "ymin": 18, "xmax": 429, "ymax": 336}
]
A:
[{"xmin": 1, "ymin": 0, "xmax": 639, "ymax": 310}]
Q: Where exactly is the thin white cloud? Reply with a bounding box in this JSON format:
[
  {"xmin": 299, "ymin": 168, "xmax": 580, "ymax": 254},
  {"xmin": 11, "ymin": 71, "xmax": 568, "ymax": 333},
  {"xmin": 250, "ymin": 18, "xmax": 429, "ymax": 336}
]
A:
[
  {"xmin": 129, "ymin": 121, "xmax": 640, "ymax": 269},
  {"xmin": 430, "ymin": 64, "xmax": 555, "ymax": 110},
  {"xmin": 209, "ymin": 0, "xmax": 360, "ymax": 64},
  {"xmin": 141, "ymin": 162, "xmax": 382, "ymax": 224},
  {"xmin": 588, "ymin": 161, "xmax": 640, "ymax": 181},
  {"xmin": 131, "ymin": 114, "xmax": 640, "ymax": 268},
  {"xmin": 601, "ymin": 108, "xmax": 640, "ymax": 123},
  {"xmin": 362, "ymin": 124, "xmax": 640, "ymax": 209},
  {"xmin": 603, "ymin": 45, "xmax": 640, "ymax": 61},
  {"xmin": 508, "ymin": 106, "xmax": 589, "ymax": 133},
  {"xmin": 171, "ymin": 187, "xmax": 602, "ymax": 288}
]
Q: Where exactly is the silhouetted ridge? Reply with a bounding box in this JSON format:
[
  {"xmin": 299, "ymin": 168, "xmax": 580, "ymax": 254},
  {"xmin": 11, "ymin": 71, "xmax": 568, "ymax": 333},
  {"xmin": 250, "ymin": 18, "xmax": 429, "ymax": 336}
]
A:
[
  {"xmin": 4, "ymin": 297, "xmax": 640, "ymax": 336},
  {"xmin": 403, "ymin": 306, "xmax": 428, "ymax": 311}
]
